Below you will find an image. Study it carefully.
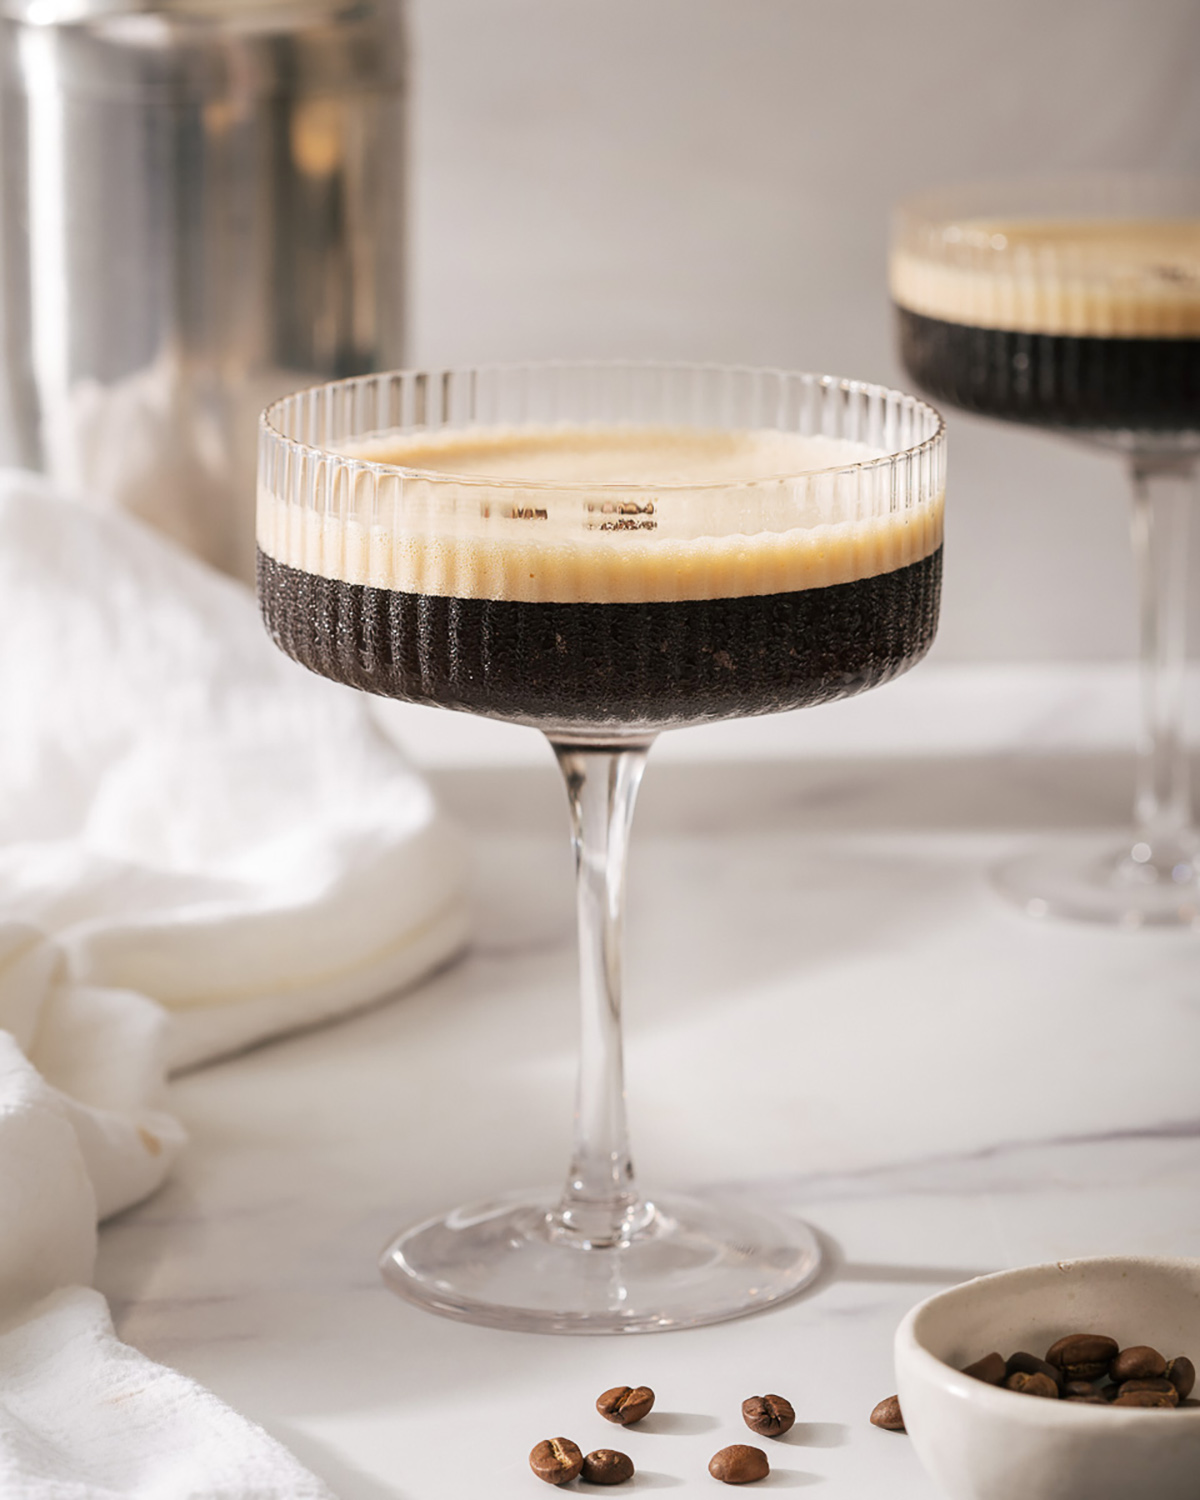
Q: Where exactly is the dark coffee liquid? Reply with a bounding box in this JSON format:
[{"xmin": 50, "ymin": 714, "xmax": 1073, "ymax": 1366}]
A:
[
  {"xmin": 896, "ymin": 307, "xmax": 1200, "ymax": 431},
  {"xmin": 258, "ymin": 547, "xmax": 943, "ymax": 736}
]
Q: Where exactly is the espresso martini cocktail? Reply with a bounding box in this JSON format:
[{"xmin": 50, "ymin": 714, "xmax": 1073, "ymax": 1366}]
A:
[
  {"xmin": 257, "ymin": 364, "xmax": 946, "ymax": 1334},
  {"xmin": 892, "ymin": 216, "xmax": 1200, "ymax": 430},
  {"xmin": 258, "ymin": 422, "xmax": 943, "ymax": 735},
  {"xmin": 891, "ymin": 181, "xmax": 1200, "ymax": 929}
]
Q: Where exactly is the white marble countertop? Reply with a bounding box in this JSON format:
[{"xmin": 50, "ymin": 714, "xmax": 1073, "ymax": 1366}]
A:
[{"xmin": 95, "ymin": 664, "xmax": 1200, "ymax": 1499}]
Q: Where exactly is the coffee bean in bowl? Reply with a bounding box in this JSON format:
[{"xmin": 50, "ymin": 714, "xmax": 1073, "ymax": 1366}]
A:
[
  {"xmin": 893, "ymin": 1255, "xmax": 1200, "ymax": 1500},
  {"xmin": 1046, "ymin": 1333, "xmax": 1118, "ymax": 1381},
  {"xmin": 961, "ymin": 1352, "xmax": 1006, "ymax": 1385},
  {"xmin": 1167, "ymin": 1357, "xmax": 1196, "ymax": 1401},
  {"xmin": 956, "ymin": 1333, "xmax": 1198, "ymax": 1412},
  {"xmin": 1004, "ymin": 1351, "xmax": 1063, "ymax": 1391}
]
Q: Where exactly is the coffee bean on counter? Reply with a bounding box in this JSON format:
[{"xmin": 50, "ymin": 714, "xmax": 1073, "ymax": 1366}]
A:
[
  {"xmin": 1006, "ymin": 1352, "xmax": 1064, "ymax": 1392},
  {"xmin": 1005, "ymin": 1371, "xmax": 1060, "ymax": 1400},
  {"xmin": 1045, "ymin": 1333, "xmax": 1118, "ymax": 1382},
  {"xmin": 869, "ymin": 1396, "xmax": 906, "ymax": 1432},
  {"xmin": 580, "ymin": 1450, "xmax": 634, "ymax": 1486},
  {"xmin": 530, "ymin": 1438, "xmax": 584, "ymax": 1486},
  {"xmin": 1113, "ymin": 1389, "xmax": 1179, "ymax": 1409},
  {"xmin": 1167, "ymin": 1357, "xmax": 1197, "ymax": 1401},
  {"xmin": 962, "ymin": 1352, "xmax": 1007, "ymax": 1386},
  {"xmin": 1110, "ymin": 1346, "xmax": 1167, "ymax": 1384},
  {"xmin": 708, "ymin": 1445, "xmax": 770, "ymax": 1484},
  {"xmin": 741, "ymin": 1394, "xmax": 796, "ymax": 1437},
  {"xmin": 595, "ymin": 1386, "xmax": 655, "ymax": 1426},
  {"xmin": 1117, "ymin": 1378, "xmax": 1179, "ymax": 1405}
]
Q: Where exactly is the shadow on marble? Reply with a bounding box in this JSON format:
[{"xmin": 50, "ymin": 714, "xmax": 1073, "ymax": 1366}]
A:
[
  {"xmin": 419, "ymin": 747, "xmax": 1185, "ymax": 1040},
  {"xmin": 98, "ymin": 1171, "xmax": 222, "ymax": 1337},
  {"xmin": 780, "ymin": 1422, "xmax": 849, "ymax": 1449},
  {"xmin": 460, "ymin": 812, "xmax": 979, "ymax": 1037},
  {"xmin": 629, "ymin": 1472, "xmax": 686, "ymax": 1489},
  {"xmin": 636, "ymin": 1410, "xmax": 719, "ymax": 1436},
  {"xmin": 265, "ymin": 1424, "xmax": 410, "ymax": 1500},
  {"xmin": 801, "ymin": 1226, "xmax": 990, "ymax": 1302},
  {"xmin": 758, "ymin": 1470, "xmax": 824, "ymax": 1487},
  {"xmin": 835, "ymin": 1259, "xmax": 993, "ymax": 1286},
  {"xmin": 427, "ymin": 748, "xmax": 1189, "ymax": 839}
]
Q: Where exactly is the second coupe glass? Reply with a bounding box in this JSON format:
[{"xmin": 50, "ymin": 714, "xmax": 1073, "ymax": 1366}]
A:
[{"xmin": 893, "ymin": 179, "xmax": 1200, "ymax": 928}]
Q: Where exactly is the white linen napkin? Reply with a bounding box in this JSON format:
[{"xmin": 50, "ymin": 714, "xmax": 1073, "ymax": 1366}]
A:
[
  {"xmin": 0, "ymin": 922, "xmax": 333, "ymax": 1498},
  {"xmin": 0, "ymin": 471, "xmax": 468, "ymax": 1071},
  {"xmin": 0, "ymin": 471, "xmax": 470, "ymax": 1495}
]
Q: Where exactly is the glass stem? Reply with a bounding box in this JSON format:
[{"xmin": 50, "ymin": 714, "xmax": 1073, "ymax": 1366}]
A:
[
  {"xmin": 1128, "ymin": 454, "xmax": 1196, "ymax": 869},
  {"xmin": 549, "ymin": 740, "xmax": 653, "ymax": 1248}
]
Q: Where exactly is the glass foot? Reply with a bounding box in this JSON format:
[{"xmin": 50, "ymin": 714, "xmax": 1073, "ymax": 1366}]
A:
[
  {"xmin": 380, "ymin": 1189, "xmax": 822, "ymax": 1334},
  {"xmin": 994, "ymin": 834, "xmax": 1200, "ymax": 929}
]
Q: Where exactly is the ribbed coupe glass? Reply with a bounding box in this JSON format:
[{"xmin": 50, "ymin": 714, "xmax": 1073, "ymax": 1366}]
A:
[
  {"xmin": 892, "ymin": 179, "xmax": 1200, "ymax": 928},
  {"xmin": 257, "ymin": 363, "xmax": 946, "ymax": 1333}
]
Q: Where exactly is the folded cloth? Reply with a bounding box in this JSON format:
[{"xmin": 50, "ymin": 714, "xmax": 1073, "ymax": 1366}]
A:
[
  {"xmin": 0, "ymin": 472, "xmax": 470, "ymax": 1495},
  {"xmin": 0, "ymin": 471, "xmax": 468, "ymax": 1070},
  {"xmin": 1, "ymin": 1288, "xmax": 334, "ymax": 1500},
  {"xmin": 0, "ymin": 924, "xmax": 333, "ymax": 1497}
]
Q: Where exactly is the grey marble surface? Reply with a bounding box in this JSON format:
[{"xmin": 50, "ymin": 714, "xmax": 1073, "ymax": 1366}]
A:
[{"xmin": 95, "ymin": 666, "xmax": 1200, "ymax": 1498}]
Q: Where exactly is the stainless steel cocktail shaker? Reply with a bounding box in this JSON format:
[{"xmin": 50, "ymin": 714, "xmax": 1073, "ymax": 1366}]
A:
[{"xmin": 0, "ymin": 0, "xmax": 406, "ymax": 579}]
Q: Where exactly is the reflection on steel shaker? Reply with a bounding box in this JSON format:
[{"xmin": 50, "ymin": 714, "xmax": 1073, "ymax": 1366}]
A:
[{"xmin": 0, "ymin": 0, "xmax": 406, "ymax": 579}]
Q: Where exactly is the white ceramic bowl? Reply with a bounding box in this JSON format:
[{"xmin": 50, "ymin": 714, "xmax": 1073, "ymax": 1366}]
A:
[{"xmin": 895, "ymin": 1256, "xmax": 1200, "ymax": 1500}]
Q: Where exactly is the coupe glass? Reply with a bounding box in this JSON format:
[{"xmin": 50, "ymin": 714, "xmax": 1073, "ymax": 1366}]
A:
[
  {"xmin": 257, "ymin": 363, "xmax": 946, "ymax": 1333},
  {"xmin": 892, "ymin": 178, "xmax": 1200, "ymax": 928}
]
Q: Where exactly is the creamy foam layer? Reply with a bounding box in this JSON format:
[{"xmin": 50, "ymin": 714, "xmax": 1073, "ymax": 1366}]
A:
[
  {"xmin": 891, "ymin": 219, "xmax": 1200, "ymax": 336},
  {"xmin": 258, "ymin": 424, "xmax": 943, "ymax": 604}
]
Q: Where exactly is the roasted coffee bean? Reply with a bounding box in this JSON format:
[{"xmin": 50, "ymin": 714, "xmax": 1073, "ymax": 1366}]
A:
[
  {"xmin": 962, "ymin": 1352, "xmax": 1006, "ymax": 1386},
  {"xmin": 869, "ymin": 1395, "xmax": 905, "ymax": 1432},
  {"xmin": 530, "ymin": 1438, "xmax": 584, "ymax": 1486},
  {"xmin": 742, "ymin": 1394, "xmax": 796, "ymax": 1437},
  {"xmin": 1006, "ymin": 1352, "xmax": 1064, "ymax": 1392},
  {"xmin": 596, "ymin": 1386, "xmax": 655, "ymax": 1426},
  {"xmin": 1118, "ymin": 1378, "xmax": 1179, "ymax": 1405},
  {"xmin": 1064, "ymin": 1380, "xmax": 1104, "ymax": 1399},
  {"xmin": 1167, "ymin": 1357, "xmax": 1197, "ymax": 1401},
  {"xmin": 1113, "ymin": 1389, "xmax": 1178, "ymax": 1408},
  {"xmin": 580, "ymin": 1449, "xmax": 634, "ymax": 1485},
  {"xmin": 1110, "ymin": 1346, "xmax": 1167, "ymax": 1384},
  {"xmin": 1004, "ymin": 1372, "xmax": 1060, "ymax": 1399},
  {"xmin": 1045, "ymin": 1333, "xmax": 1118, "ymax": 1379},
  {"xmin": 1065, "ymin": 1395, "xmax": 1109, "ymax": 1405},
  {"xmin": 708, "ymin": 1445, "xmax": 770, "ymax": 1484}
]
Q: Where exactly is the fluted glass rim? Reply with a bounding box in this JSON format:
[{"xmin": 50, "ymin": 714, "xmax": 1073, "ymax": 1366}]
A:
[{"xmin": 260, "ymin": 361, "xmax": 946, "ymax": 495}]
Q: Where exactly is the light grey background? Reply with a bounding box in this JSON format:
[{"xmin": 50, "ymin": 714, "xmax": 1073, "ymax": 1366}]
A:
[{"xmin": 408, "ymin": 0, "xmax": 1200, "ymax": 663}]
